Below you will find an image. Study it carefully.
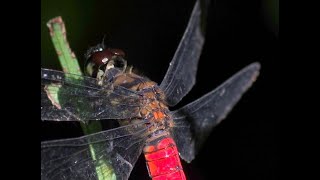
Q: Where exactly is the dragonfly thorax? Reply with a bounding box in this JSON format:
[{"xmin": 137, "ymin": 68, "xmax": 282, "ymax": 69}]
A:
[{"xmin": 111, "ymin": 71, "xmax": 174, "ymax": 134}]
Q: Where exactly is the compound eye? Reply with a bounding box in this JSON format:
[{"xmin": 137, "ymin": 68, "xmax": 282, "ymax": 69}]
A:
[
  {"xmin": 109, "ymin": 48, "xmax": 126, "ymax": 57},
  {"xmin": 85, "ymin": 48, "xmax": 114, "ymax": 77},
  {"xmin": 90, "ymin": 49, "xmax": 114, "ymax": 66}
]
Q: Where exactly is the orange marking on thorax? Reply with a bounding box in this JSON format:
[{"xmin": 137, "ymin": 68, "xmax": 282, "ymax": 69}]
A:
[
  {"xmin": 153, "ymin": 111, "xmax": 165, "ymax": 120},
  {"xmin": 153, "ymin": 112, "xmax": 159, "ymax": 119},
  {"xmin": 157, "ymin": 111, "xmax": 165, "ymax": 119}
]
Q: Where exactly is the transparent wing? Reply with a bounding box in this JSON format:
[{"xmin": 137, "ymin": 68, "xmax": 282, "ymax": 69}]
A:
[
  {"xmin": 170, "ymin": 62, "xmax": 260, "ymax": 162},
  {"xmin": 41, "ymin": 68, "xmax": 144, "ymax": 121},
  {"xmin": 41, "ymin": 120, "xmax": 148, "ymax": 180},
  {"xmin": 159, "ymin": 0, "xmax": 207, "ymax": 107}
]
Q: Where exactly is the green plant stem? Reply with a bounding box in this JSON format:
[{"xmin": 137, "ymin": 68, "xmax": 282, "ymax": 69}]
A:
[{"xmin": 47, "ymin": 16, "xmax": 114, "ymax": 180}]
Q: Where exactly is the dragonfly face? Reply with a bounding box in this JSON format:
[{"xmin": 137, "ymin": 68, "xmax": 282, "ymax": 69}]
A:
[
  {"xmin": 85, "ymin": 43, "xmax": 127, "ymax": 79},
  {"xmin": 41, "ymin": 0, "xmax": 260, "ymax": 179}
]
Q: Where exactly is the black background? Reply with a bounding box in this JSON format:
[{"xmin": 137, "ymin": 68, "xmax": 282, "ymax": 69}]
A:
[{"xmin": 41, "ymin": 0, "xmax": 278, "ymax": 179}]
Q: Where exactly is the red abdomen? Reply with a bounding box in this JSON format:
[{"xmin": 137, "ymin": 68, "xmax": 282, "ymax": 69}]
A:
[{"xmin": 144, "ymin": 137, "xmax": 186, "ymax": 180}]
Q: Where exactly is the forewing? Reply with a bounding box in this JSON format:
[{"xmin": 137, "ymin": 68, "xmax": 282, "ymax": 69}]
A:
[
  {"xmin": 41, "ymin": 68, "xmax": 144, "ymax": 121},
  {"xmin": 171, "ymin": 63, "xmax": 260, "ymax": 162},
  {"xmin": 159, "ymin": 0, "xmax": 208, "ymax": 107},
  {"xmin": 41, "ymin": 121, "xmax": 148, "ymax": 180}
]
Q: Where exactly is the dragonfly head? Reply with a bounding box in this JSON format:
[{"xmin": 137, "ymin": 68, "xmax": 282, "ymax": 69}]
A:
[{"xmin": 84, "ymin": 43, "xmax": 126, "ymax": 78}]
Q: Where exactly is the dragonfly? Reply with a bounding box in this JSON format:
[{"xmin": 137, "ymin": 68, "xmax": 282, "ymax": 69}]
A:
[{"xmin": 41, "ymin": 0, "xmax": 260, "ymax": 179}]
